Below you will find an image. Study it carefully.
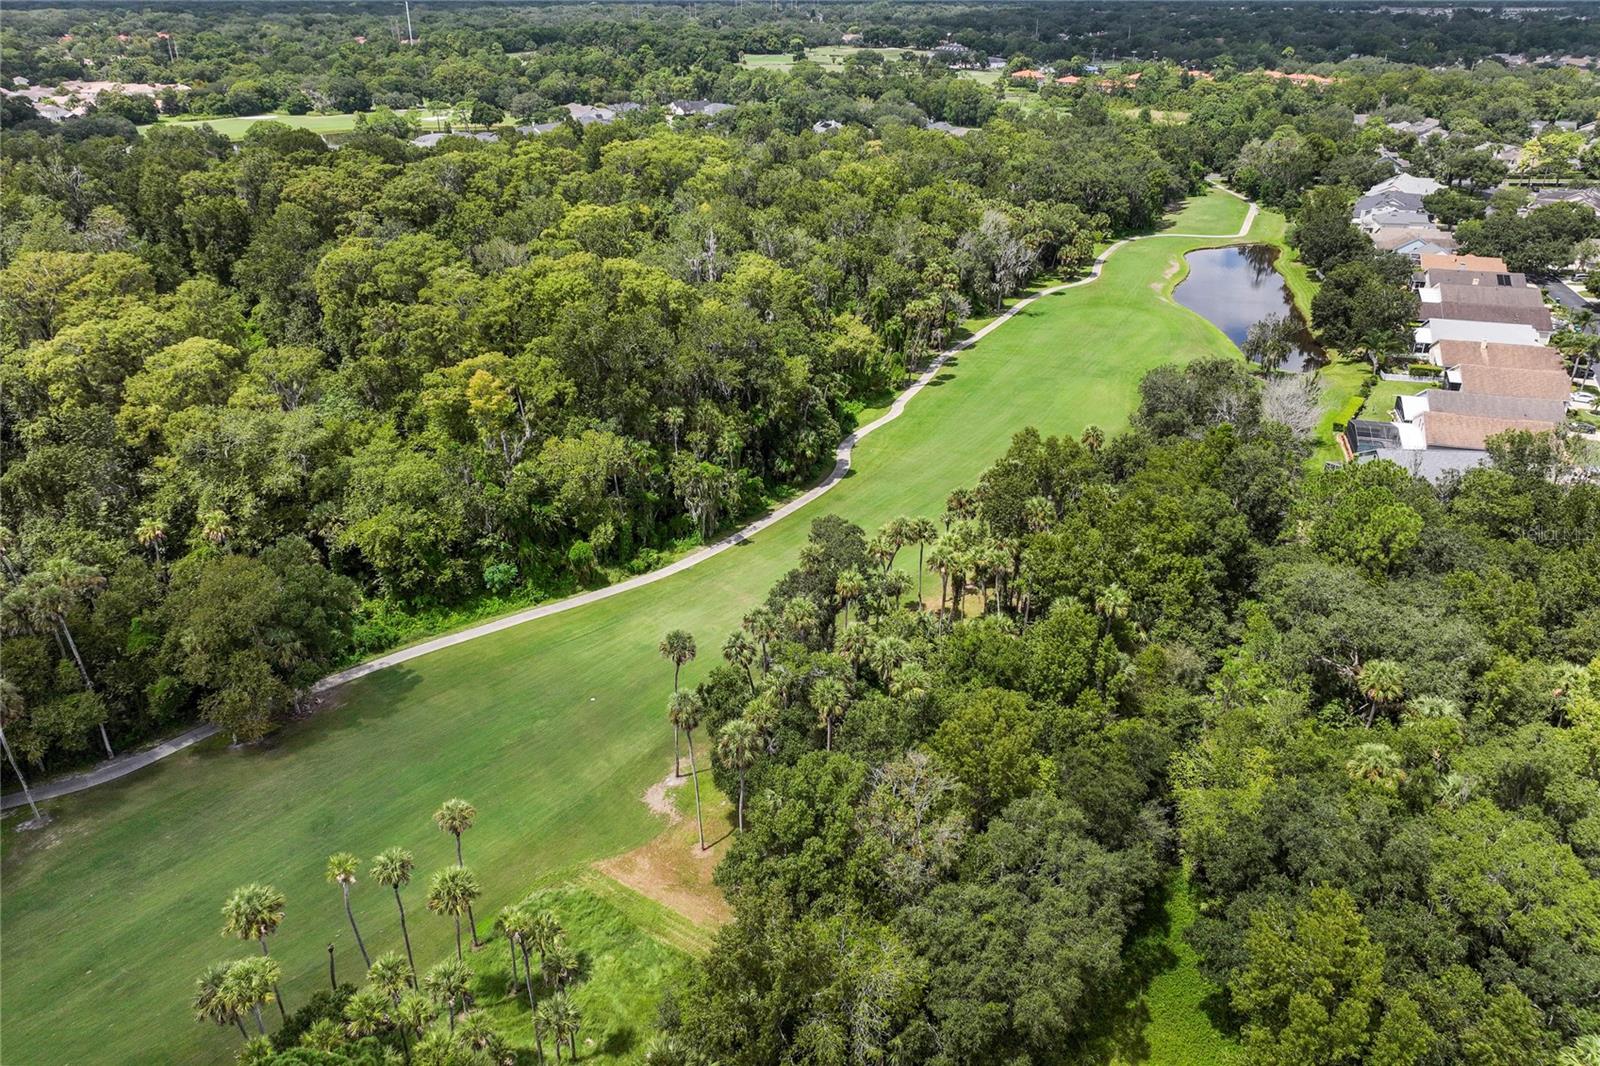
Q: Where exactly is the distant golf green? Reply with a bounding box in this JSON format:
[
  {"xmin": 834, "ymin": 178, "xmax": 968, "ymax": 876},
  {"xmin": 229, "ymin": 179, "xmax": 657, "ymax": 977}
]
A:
[{"xmin": 1, "ymin": 189, "xmax": 1268, "ymax": 1065}]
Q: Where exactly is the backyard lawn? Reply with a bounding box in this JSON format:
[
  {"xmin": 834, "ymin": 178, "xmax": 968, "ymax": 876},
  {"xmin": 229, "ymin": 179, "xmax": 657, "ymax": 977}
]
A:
[{"xmin": 1, "ymin": 188, "xmax": 1261, "ymax": 1066}]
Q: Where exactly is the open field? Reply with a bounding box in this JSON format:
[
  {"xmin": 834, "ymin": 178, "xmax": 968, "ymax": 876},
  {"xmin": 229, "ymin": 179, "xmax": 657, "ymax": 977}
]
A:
[
  {"xmin": 741, "ymin": 45, "xmax": 928, "ymax": 72},
  {"xmin": 144, "ymin": 108, "xmax": 464, "ymax": 140},
  {"xmin": 1, "ymin": 189, "xmax": 1262, "ymax": 1065}
]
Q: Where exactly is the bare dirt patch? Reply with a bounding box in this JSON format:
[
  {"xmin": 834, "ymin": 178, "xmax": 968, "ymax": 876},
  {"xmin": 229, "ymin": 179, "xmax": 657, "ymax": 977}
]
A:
[{"xmin": 594, "ymin": 764, "xmax": 732, "ymax": 928}]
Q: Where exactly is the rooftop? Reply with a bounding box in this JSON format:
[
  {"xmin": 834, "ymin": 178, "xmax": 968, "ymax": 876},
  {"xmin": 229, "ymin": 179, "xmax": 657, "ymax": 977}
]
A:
[
  {"xmin": 1434, "ymin": 339, "xmax": 1565, "ymax": 370},
  {"xmin": 1457, "ymin": 363, "xmax": 1573, "ymax": 400},
  {"xmin": 1420, "ymin": 253, "xmax": 1509, "ymax": 273}
]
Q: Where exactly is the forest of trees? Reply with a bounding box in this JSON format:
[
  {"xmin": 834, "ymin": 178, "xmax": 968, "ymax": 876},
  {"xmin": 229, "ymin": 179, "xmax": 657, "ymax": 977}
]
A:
[{"xmin": 649, "ymin": 359, "xmax": 1600, "ymax": 1066}]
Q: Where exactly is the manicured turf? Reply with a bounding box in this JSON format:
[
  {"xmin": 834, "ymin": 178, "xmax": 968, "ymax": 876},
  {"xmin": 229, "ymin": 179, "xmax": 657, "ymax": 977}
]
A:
[
  {"xmin": 741, "ymin": 45, "xmax": 928, "ymax": 71},
  {"xmin": 0, "ymin": 189, "xmax": 1261, "ymax": 1065}
]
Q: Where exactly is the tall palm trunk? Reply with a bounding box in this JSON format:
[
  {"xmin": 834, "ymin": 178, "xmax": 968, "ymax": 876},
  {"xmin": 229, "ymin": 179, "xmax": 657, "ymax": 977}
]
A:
[
  {"xmin": 1, "ymin": 725, "xmax": 44, "ymax": 825},
  {"xmin": 259, "ymin": 938, "xmax": 287, "ymax": 1021},
  {"xmin": 55, "ymin": 618, "xmax": 112, "ymax": 757},
  {"xmin": 253, "ymin": 1005, "xmax": 266, "ymax": 1034},
  {"xmin": 939, "ymin": 572, "xmax": 948, "ymax": 616},
  {"xmin": 521, "ymin": 943, "xmax": 538, "ymax": 1022},
  {"xmin": 399, "ymin": 1027, "xmax": 412, "ymax": 1066},
  {"xmin": 672, "ymin": 725, "xmax": 682, "ymax": 777},
  {"xmin": 824, "ymin": 716, "xmax": 832, "ymax": 751},
  {"xmin": 234, "ymin": 1017, "xmax": 249, "ymax": 1039},
  {"xmin": 686, "ymin": 730, "xmax": 706, "ymax": 850},
  {"xmin": 453, "ymin": 914, "xmax": 463, "ymax": 961},
  {"xmin": 507, "ymin": 935, "xmax": 520, "ymax": 993},
  {"xmin": 393, "ymin": 888, "xmax": 417, "ymax": 983},
  {"xmin": 452, "ymin": 834, "xmax": 479, "ymax": 947},
  {"xmin": 342, "ymin": 884, "xmax": 371, "ymax": 967},
  {"xmin": 467, "ymin": 901, "xmax": 479, "ymax": 948},
  {"xmin": 917, "ymin": 544, "xmax": 926, "ymax": 607},
  {"xmin": 736, "ymin": 769, "xmax": 746, "ymax": 831}
]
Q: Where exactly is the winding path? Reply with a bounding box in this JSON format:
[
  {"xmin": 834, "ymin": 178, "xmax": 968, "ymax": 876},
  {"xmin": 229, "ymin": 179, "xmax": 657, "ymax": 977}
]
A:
[{"xmin": 2, "ymin": 194, "xmax": 1259, "ymax": 812}]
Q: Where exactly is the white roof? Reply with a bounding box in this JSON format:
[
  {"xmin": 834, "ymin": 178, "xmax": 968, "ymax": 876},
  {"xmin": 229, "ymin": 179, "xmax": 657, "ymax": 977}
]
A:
[
  {"xmin": 1416, "ymin": 319, "xmax": 1543, "ymax": 346},
  {"xmin": 1366, "ymin": 173, "xmax": 1445, "ymax": 197}
]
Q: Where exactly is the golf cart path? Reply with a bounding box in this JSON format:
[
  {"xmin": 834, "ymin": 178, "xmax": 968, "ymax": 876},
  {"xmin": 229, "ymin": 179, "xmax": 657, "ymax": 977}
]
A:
[{"xmin": 2, "ymin": 194, "xmax": 1258, "ymax": 812}]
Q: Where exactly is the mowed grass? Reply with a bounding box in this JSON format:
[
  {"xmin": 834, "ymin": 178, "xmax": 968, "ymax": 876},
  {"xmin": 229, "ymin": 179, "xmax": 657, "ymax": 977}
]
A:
[
  {"xmin": 741, "ymin": 45, "xmax": 928, "ymax": 71},
  {"xmin": 0, "ymin": 189, "xmax": 1259, "ymax": 1066}
]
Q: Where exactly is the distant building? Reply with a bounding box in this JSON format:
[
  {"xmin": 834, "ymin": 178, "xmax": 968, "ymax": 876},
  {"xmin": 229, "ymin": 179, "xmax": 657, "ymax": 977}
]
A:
[
  {"xmin": 669, "ymin": 100, "xmax": 734, "ymax": 118},
  {"xmin": 1528, "ymin": 187, "xmax": 1600, "ymax": 217},
  {"xmin": 564, "ymin": 102, "xmax": 615, "ymax": 125},
  {"xmin": 926, "ymin": 120, "xmax": 971, "ymax": 137},
  {"xmin": 811, "ymin": 119, "xmax": 844, "ymax": 134},
  {"xmin": 411, "ymin": 131, "xmax": 500, "ymax": 148},
  {"xmin": 1367, "ymin": 173, "xmax": 1445, "ymax": 197}
]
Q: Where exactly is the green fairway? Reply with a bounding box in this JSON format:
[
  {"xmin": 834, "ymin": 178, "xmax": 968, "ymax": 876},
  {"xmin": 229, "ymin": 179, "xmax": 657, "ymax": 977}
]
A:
[
  {"xmin": 145, "ymin": 108, "xmax": 458, "ymax": 140},
  {"xmin": 1, "ymin": 189, "xmax": 1267, "ymax": 1065},
  {"xmin": 741, "ymin": 45, "xmax": 928, "ymax": 71}
]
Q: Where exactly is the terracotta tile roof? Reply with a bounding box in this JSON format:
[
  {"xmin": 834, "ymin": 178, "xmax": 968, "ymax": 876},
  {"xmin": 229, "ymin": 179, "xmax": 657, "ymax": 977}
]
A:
[
  {"xmin": 1422, "ymin": 411, "xmax": 1560, "ymax": 449},
  {"xmin": 1434, "ymin": 339, "xmax": 1564, "ymax": 370},
  {"xmin": 1457, "ymin": 363, "xmax": 1573, "ymax": 400},
  {"xmin": 1372, "ymin": 226, "xmax": 1456, "ymax": 251},
  {"xmin": 1420, "ymin": 253, "xmax": 1509, "ymax": 272}
]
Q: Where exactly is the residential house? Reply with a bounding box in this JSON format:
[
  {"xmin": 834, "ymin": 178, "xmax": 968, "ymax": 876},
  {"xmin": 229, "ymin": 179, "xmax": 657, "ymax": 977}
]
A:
[
  {"xmin": 811, "ymin": 119, "xmax": 844, "ymax": 134},
  {"xmin": 1372, "ymin": 226, "xmax": 1456, "ymax": 260},
  {"xmin": 1413, "ymin": 318, "xmax": 1543, "ymax": 354},
  {"xmin": 410, "ymin": 131, "xmax": 500, "ymax": 147},
  {"xmin": 1391, "ymin": 116, "xmax": 1445, "ymax": 140},
  {"xmin": 1354, "ymin": 189, "xmax": 1426, "ymax": 218},
  {"xmin": 1417, "ymin": 285, "xmax": 1555, "ymax": 336},
  {"xmin": 1359, "ymin": 209, "xmax": 1433, "ymax": 234},
  {"xmin": 1419, "ymin": 253, "xmax": 1509, "ymax": 273},
  {"xmin": 1422, "ymin": 268, "xmax": 1532, "ymax": 290},
  {"xmin": 669, "ymin": 100, "xmax": 734, "ymax": 118},
  {"xmin": 926, "ymin": 120, "xmax": 971, "ymax": 137},
  {"xmin": 1433, "ymin": 339, "xmax": 1565, "ymax": 371},
  {"xmin": 1454, "ymin": 363, "xmax": 1572, "ymax": 400},
  {"xmin": 515, "ymin": 121, "xmax": 563, "ymax": 136},
  {"xmin": 1009, "ymin": 69, "xmax": 1050, "ymax": 82},
  {"xmin": 840, "ymin": 32, "xmax": 864, "ymax": 44},
  {"xmin": 1394, "ymin": 389, "xmax": 1566, "ymax": 450},
  {"xmin": 1528, "ymin": 187, "xmax": 1600, "ymax": 216},
  {"xmin": 1366, "ymin": 173, "xmax": 1445, "ymax": 197},
  {"xmin": 564, "ymin": 102, "xmax": 615, "ymax": 125}
]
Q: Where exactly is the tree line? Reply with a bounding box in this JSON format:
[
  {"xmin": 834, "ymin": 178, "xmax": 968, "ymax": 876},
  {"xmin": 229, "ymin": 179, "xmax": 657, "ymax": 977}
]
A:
[{"xmin": 640, "ymin": 359, "xmax": 1600, "ymax": 1065}]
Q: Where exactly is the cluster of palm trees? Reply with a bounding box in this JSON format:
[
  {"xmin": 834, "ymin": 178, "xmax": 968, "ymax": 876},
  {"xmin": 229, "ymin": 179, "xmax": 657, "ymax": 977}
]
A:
[{"xmin": 194, "ymin": 798, "xmax": 588, "ymax": 1063}]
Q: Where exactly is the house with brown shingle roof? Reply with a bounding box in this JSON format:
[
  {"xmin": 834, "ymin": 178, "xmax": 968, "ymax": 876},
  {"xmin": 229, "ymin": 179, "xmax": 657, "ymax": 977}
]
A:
[
  {"xmin": 1396, "ymin": 390, "xmax": 1566, "ymax": 450},
  {"xmin": 1420, "ymin": 253, "xmax": 1509, "ymax": 273},
  {"xmin": 1456, "ymin": 363, "xmax": 1573, "ymax": 400},
  {"xmin": 1419, "ymin": 285, "xmax": 1554, "ymax": 335},
  {"xmin": 1433, "ymin": 339, "xmax": 1564, "ymax": 371}
]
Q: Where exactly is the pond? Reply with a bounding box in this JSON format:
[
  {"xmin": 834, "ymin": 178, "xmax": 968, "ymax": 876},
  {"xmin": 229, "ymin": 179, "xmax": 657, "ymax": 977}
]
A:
[{"xmin": 1173, "ymin": 244, "xmax": 1323, "ymax": 372}]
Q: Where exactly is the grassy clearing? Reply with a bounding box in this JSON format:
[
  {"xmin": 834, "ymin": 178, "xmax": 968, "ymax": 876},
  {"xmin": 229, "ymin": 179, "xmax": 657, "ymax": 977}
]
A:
[
  {"xmin": 741, "ymin": 45, "xmax": 928, "ymax": 72},
  {"xmin": 0, "ymin": 189, "xmax": 1257, "ymax": 1066},
  {"xmin": 1362, "ymin": 377, "xmax": 1433, "ymax": 420},
  {"xmin": 1112, "ymin": 874, "xmax": 1242, "ymax": 1066}
]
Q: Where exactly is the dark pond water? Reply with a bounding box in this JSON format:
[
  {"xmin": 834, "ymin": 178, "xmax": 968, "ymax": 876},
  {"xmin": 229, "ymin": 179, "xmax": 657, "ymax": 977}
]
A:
[{"xmin": 1173, "ymin": 244, "xmax": 1323, "ymax": 372}]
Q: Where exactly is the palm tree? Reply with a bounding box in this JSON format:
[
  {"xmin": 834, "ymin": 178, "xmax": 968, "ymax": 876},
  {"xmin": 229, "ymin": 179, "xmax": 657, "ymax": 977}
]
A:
[
  {"xmin": 423, "ymin": 958, "xmax": 474, "ymax": 1031},
  {"xmin": 368, "ymin": 952, "xmax": 413, "ymax": 1004},
  {"xmin": 782, "ymin": 595, "xmax": 819, "ymax": 643},
  {"xmin": 1404, "ymin": 695, "xmax": 1462, "ymax": 722},
  {"xmin": 944, "ymin": 488, "xmax": 975, "ymax": 529},
  {"xmin": 371, "ymin": 847, "xmax": 418, "ymax": 980},
  {"xmin": 222, "ymin": 955, "xmax": 280, "ymax": 1035},
  {"xmin": 658, "ymin": 629, "xmax": 697, "ymax": 774},
  {"xmin": 904, "ymin": 517, "xmax": 938, "ymax": 606},
  {"xmin": 194, "ymin": 961, "xmax": 250, "ymax": 1040},
  {"xmin": 715, "ymin": 718, "xmax": 760, "ymax": 830},
  {"xmin": 721, "ymin": 631, "xmax": 757, "ymax": 693},
  {"xmin": 669, "ymin": 690, "xmax": 707, "ymax": 849},
  {"xmin": 545, "ymin": 990, "xmax": 582, "ymax": 1061},
  {"xmin": 658, "ymin": 629, "xmax": 696, "ymax": 691},
  {"xmin": 432, "ymin": 799, "xmax": 479, "ymax": 943},
  {"xmin": 1081, "ymin": 425, "xmax": 1105, "ymax": 453},
  {"xmin": 199, "ymin": 509, "xmax": 233, "ymax": 548},
  {"xmin": 300, "ymin": 1017, "xmax": 343, "ymax": 1051},
  {"xmin": 810, "ymin": 676, "xmax": 849, "ymax": 751},
  {"xmin": 459, "ymin": 1010, "xmax": 510, "ymax": 1061},
  {"xmin": 1094, "ymin": 583, "xmax": 1132, "ymax": 635},
  {"xmin": 426, "ymin": 866, "xmax": 482, "ymax": 961},
  {"xmin": 1357, "ymin": 659, "xmax": 1405, "ymax": 727},
  {"xmin": 837, "ymin": 624, "xmax": 872, "ymax": 676},
  {"xmin": 529, "ymin": 910, "xmax": 564, "ymax": 976},
  {"xmin": 3, "ymin": 559, "xmax": 112, "ymax": 756},
  {"xmin": 1345, "ymin": 742, "xmax": 1407, "ymax": 789},
  {"xmin": 835, "ymin": 568, "xmax": 865, "ymax": 630},
  {"xmin": 326, "ymin": 852, "xmax": 371, "ymax": 968},
  {"xmin": 1023, "ymin": 496, "xmax": 1054, "ymax": 533},
  {"xmin": 135, "ymin": 518, "xmax": 167, "ymax": 567},
  {"xmin": 867, "ymin": 635, "xmax": 910, "ymax": 686},
  {"xmin": 544, "ymin": 937, "xmax": 579, "ymax": 990},
  {"xmin": 866, "ymin": 530, "xmax": 896, "ymax": 572},
  {"xmin": 0, "ymin": 678, "xmax": 47, "ymax": 828},
  {"xmin": 221, "ymin": 884, "xmax": 288, "ymax": 1020},
  {"xmin": 497, "ymin": 905, "xmax": 538, "ymax": 1019},
  {"xmin": 742, "ymin": 606, "xmax": 779, "ymax": 672},
  {"xmin": 926, "ymin": 539, "xmax": 952, "ymax": 616},
  {"xmin": 342, "ymin": 985, "xmax": 392, "ymax": 1048},
  {"xmin": 393, "ymin": 990, "xmax": 434, "ymax": 1061}
]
